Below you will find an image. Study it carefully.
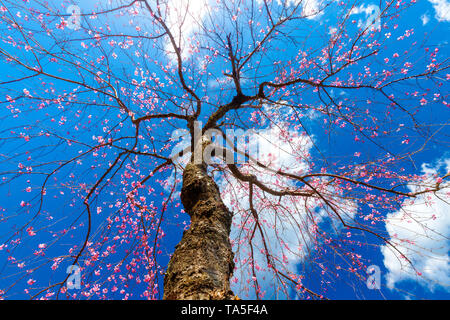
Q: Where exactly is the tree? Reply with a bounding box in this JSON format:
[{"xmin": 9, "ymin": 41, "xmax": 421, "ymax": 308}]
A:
[{"xmin": 0, "ymin": 0, "xmax": 448, "ymax": 300}]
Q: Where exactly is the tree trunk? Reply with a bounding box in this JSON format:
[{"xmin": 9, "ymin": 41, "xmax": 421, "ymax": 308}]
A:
[{"xmin": 163, "ymin": 161, "xmax": 235, "ymax": 300}]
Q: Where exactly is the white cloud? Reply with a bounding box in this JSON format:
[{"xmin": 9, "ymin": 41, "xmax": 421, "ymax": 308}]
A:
[
  {"xmin": 217, "ymin": 113, "xmax": 356, "ymax": 298},
  {"xmin": 258, "ymin": 0, "xmax": 326, "ymax": 19},
  {"xmin": 421, "ymin": 14, "xmax": 430, "ymax": 26},
  {"xmin": 163, "ymin": 0, "xmax": 328, "ymax": 62},
  {"xmin": 301, "ymin": 0, "xmax": 324, "ymax": 19},
  {"xmin": 163, "ymin": 0, "xmax": 209, "ymax": 60},
  {"xmin": 220, "ymin": 122, "xmax": 318, "ymax": 298},
  {"xmin": 350, "ymin": 4, "xmax": 381, "ymax": 31},
  {"xmin": 428, "ymin": 0, "xmax": 450, "ymax": 22},
  {"xmin": 381, "ymin": 159, "xmax": 450, "ymax": 292}
]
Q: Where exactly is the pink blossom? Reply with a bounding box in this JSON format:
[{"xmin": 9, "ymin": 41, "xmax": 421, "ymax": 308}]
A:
[{"xmin": 26, "ymin": 227, "xmax": 36, "ymax": 236}]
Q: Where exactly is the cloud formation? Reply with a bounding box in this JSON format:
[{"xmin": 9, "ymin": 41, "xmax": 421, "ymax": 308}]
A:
[
  {"xmin": 382, "ymin": 159, "xmax": 450, "ymax": 293},
  {"xmin": 428, "ymin": 0, "xmax": 450, "ymax": 22}
]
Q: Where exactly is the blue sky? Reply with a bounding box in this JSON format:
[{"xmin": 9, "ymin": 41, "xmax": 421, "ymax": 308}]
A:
[{"xmin": 0, "ymin": 0, "xmax": 449, "ymax": 300}]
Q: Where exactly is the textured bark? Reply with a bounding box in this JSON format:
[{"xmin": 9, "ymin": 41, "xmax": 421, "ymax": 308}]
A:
[{"xmin": 163, "ymin": 161, "xmax": 235, "ymax": 300}]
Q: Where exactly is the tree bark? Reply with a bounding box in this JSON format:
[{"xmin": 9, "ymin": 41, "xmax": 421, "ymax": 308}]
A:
[{"xmin": 163, "ymin": 161, "xmax": 235, "ymax": 300}]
